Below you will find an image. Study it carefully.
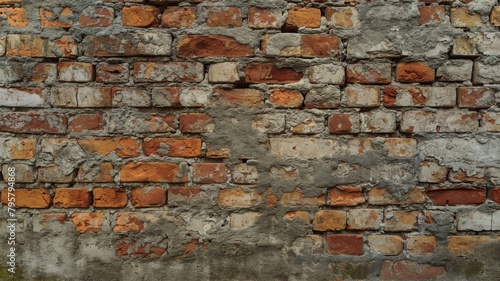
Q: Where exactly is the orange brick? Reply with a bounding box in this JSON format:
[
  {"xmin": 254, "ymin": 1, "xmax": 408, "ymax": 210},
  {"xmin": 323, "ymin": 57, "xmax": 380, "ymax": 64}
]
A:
[
  {"xmin": 406, "ymin": 236, "xmax": 437, "ymax": 255},
  {"xmin": 451, "ymin": 7, "xmax": 483, "ymax": 27},
  {"xmin": 70, "ymin": 213, "xmax": 104, "ymax": 233},
  {"xmin": 384, "ymin": 211, "xmax": 418, "ymax": 232},
  {"xmin": 491, "ymin": 187, "xmax": 500, "ymax": 204},
  {"xmin": 213, "ymin": 88, "xmax": 265, "ymax": 107},
  {"xmin": 6, "ymin": 34, "xmax": 77, "ymax": 58},
  {"xmin": 284, "ymin": 211, "xmax": 310, "ymax": 223},
  {"xmin": 1, "ymin": 188, "xmax": 50, "ymax": 208},
  {"xmin": 77, "ymin": 137, "xmax": 140, "ymax": 158},
  {"xmin": 491, "ymin": 6, "xmax": 500, "ymax": 26},
  {"xmin": 193, "ymin": 163, "xmax": 228, "ymax": 183},
  {"xmin": 281, "ymin": 189, "xmax": 326, "ymax": 206},
  {"xmin": 1, "ymin": 138, "xmax": 36, "ymax": 159},
  {"xmin": 448, "ymin": 236, "xmax": 498, "ymax": 256},
  {"xmin": 313, "ymin": 210, "xmax": 346, "ymax": 231},
  {"xmin": 113, "ymin": 212, "xmax": 156, "ymax": 233},
  {"xmin": 40, "ymin": 7, "xmax": 73, "ymax": 29},
  {"xmin": 179, "ymin": 113, "xmax": 214, "ymax": 133},
  {"xmin": 219, "ymin": 187, "xmax": 263, "ymax": 208},
  {"xmin": 325, "ymin": 7, "xmax": 358, "ymax": 28},
  {"xmin": 93, "ymin": 188, "xmax": 127, "ymax": 208},
  {"xmin": 0, "ymin": 8, "xmax": 29, "ymax": 28},
  {"xmin": 244, "ymin": 63, "xmax": 304, "ymax": 84},
  {"xmin": 30, "ymin": 63, "xmax": 57, "ymax": 83},
  {"xmin": 206, "ymin": 6, "xmax": 242, "ymax": 27},
  {"xmin": 122, "ymin": 5, "xmax": 160, "ymax": 27},
  {"xmin": 329, "ymin": 186, "xmax": 365, "ymax": 206},
  {"xmin": 285, "ymin": 7, "xmax": 321, "ymax": 30},
  {"xmin": 269, "ymin": 88, "xmax": 304, "ymax": 108},
  {"xmin": 368, "ymin": 187, "xmax": 426, "ymax": 205},
  {"xmin": 396, "ymin": 62, "xmax": 435, "ymax": 83},
  {"xmin": 326, "ymin": 234, "xmax": 363, "ymax": 255},
  {"xmin": 120, "ymin": 162, "xmax": 187, "ymax": 183},
  {"xmin": 53, "ymin": 188, "xmax": 90, "ymax": 208},
  {"xmin": 116, "ymin": 238, "xmax": 166, "ymax": 258},
  {"xmin": 131, "ymin": 187, "xmax": 166, "ymax": 207},
  {"xmin": 328, "ymin": 113, "xmax": 359, "ymax": 134},
  {"xmin": 168, "ymin": 187, "xmax": 205, "ymax": 207},
  {"xmin": 161, "ymin": 7, "xmax": 197, "ymax": 28},
  {"xmin": 143, "ymin": 138, "xmax": 202, "ymax": 157}
]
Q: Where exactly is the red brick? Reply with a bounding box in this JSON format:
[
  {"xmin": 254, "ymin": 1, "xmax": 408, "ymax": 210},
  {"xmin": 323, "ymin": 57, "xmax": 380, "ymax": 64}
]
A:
[
  {"xmin": 380, "ymin": 260, "xmax": 446, "ymax": 280},
  {"xmin": 133, "ymin": 62, "xmax": 203, "ymax": 82},
  {"xmin": 325, "ymin": 234, "xmax": 364, "ymax": 255},
  {"xmin": 301, "ymin": 34, "xmax": 342, "ymax": 58},
  {"xmin": 40, "ymin": 7, "xmax": 73, "ymax": 29},
  {"xmin": 213, "ymin": 88, "xmax": 264, "ymax": 107},
  {"xmin": 281, "ymin": 189, "xmax": 326, "ymax": 206},
  {"xmin": 329, "ymin": 186, "xmax": 365, "ymax": 206},
  {"xmin": 244, "ymin": 63, "xmax": 304, "ymax": 84},
  {"xmin": 347, "ymin": 63, "xmax": 392, "ymax": 84},
  {"xmin": 482, "ymin": 112, "xmax": 500, "ymax": 132},
  {"xmin": 53, "ymin": 188, "xmax": 91, "ymax": 208},
  {"xmin": 80, "ymin": 7, "xmax": 114, "ymax": 27},
  {"xmin": 70, "ymin": 213, "xmax": 104, "ymax": 233},
  {"xmin": 328, "ymin": 113, "xmax": 359, "ymax": 134},
  {"xmin": 177, "ymin": 35, "xmax": 253, "ymax": 58},
  {"xmin": 0, "ymin": 88, "xmax": 44, "ymax": 107},
  {"xmin": 161, "ymin": 7, "xmax": 197, "ymax": 28},
  {"xmin": 96, "ymin": 63, "xmax": 129, "ymax": 83},
  {"xmin": 0, "ymin": 8, "xmax": 29, "ymax": 28},
  {"xmin": 248, "ymin": 7, "xmax": 283, "ymax": 29},
  {"xmin": 6, "ymin": 35, "xmax": 77, "ymax": 58},
  {"xmin": 313, "ymin": 210, "xmax": 346, "ymax": 231},
  {"xmin": 269, "ymin": 88, "xmax": 304, "ymax": 108},
  {"xmin": 206, "ymin": 6, "xmax": 242, "ymax": 27},
  {"xmin": 0, "ymin": 112, "xmax": 67, "ymax": 134},
  {"xmin": 93, "ymin": 188, "xmax": 127, "ymax": 208},
  {"xmin": 168, "ymin": 187, "xmax": 205, "ymax": 207},
  {"xmin": 58, "ymin": 62, "xmax": 94, "ymax": 82},
  {"xmin": 285, "ymin": 7, "xmax": 321, "ymax": 30},
  {"xmin": 30, "ymin": 63, "xmax": 57, "ymax": 83},
  {"xmin": 426, "ymin": 188, "xmax": 486, "ymax": 206},
  {"xmin": 458, "ymin": 87, "xmax": 494, "ymax": 108},
  {"xmin": 219, "ymin": 187, "xmax": 263, "ymax": 208},
  {"xmin": 122, "ymin": 6, "xmax": 160, "ymax": 27},
  {"xmin": 68, "ymin": 114, "xmax": 103, "ymax": 133},
  {"xmin": 77, "ymin": 137, "xmax": 140, "ymax": 158},
  {"xmin": 120, "ymin": 162, "xmax": 188, "ymax": 183},
  {"xmin": 143, "ymin": 138, "xmax": 202, "ymax": 157},
  {"xmin": 193, "ymin": 163, "xmax": 228, "ymax": 183},
  {"xmin": 116, "ymin": 238, "xmax": 166, "ymax": 258},
  {"xmin": 131, "ymin": 187, "xmax": 166, "ymax": 207},
  {"xmin": 418, "ymin": 6, "xmax": 446, "ymax": 25},
  {"xmin": 1, "ymin": 189, "xmax": 50, "ymax": 209},
  {"xmin": 491, "ymin": 188, "xmax": 500, "ymax": 204},
  {"xmin": 179, "ymin": 113, "xmax": 214, "ymax": 133},
  {"xmin": 396, "ymin": 62, "xmax": 435, "ymax": 83}
]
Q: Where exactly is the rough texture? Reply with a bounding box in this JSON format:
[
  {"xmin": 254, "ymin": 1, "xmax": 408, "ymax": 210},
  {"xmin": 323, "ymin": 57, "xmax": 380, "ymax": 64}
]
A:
[{"xmin": 0, "ymin": 0, "xmax": 500, "ymax": 281}]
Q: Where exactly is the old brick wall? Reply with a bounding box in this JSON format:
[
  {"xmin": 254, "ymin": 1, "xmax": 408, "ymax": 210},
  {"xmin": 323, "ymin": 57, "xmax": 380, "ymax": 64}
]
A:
[{"xmin": 0, "ymin": 0, "xmax": 500, "ymax": 280}]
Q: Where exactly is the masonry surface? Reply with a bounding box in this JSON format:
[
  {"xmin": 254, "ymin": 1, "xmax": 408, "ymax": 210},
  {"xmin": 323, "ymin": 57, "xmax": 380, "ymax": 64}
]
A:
[{"xmin": 0, "ymin": 0, "xmax": 499, "ymax": 280}]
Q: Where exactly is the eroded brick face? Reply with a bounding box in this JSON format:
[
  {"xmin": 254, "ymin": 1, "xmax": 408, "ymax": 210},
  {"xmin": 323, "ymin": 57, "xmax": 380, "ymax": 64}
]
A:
[{"xmin": 2, "ymin": 0, "xmax": 500, "ymax": 280}]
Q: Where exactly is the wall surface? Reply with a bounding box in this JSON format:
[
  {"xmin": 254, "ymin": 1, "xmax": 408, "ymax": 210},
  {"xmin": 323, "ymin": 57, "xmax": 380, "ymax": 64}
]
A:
[{"xmin": 0, "ymin": 0, "xmax": 500, "ymax": 280}]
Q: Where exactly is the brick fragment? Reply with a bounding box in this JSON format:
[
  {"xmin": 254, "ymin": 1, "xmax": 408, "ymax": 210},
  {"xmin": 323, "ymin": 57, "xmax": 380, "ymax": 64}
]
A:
[
  {"xmin": 93, "ymin": 188, "xmax": 127, "ymax": 208},
  {"xmin": 2, "ymin": 163, "xmax": 34, "ymax": 183},
  {"xmin": 270, "ymin": 138, "xmax": 339, "ymax": 159},
  {"xmin": 305, "ymin": 86, "xmax": 341, "ymax": 109},
  {"xmin": 161, "ymin": 7, "xmax": 196, "ymax": 28},
  {"xmin": 77, "ymin": 137, "xmax": 139, "ymax": 158},
  {"xmin": 30, "ymin": 63, "xmax": 57, "ymax": 83},
  {"xmin": 368, "ymin": 235, "xmax": 403, "ymax": 255},
  {"xmin": 448, "ymin": 236, "xmax": 498, "ymax": 256},
  {"xmin": 491, "ymin": 187, "xmax": 500, "ymax": 203},
  {"xmin": 53, "ymin": 188, "xmax": 91, "ymax": 208},
  {"xmin": 458, "ymin": 87, "xmax": 494, "ymax": 108},
  {"xmin": 380, "ymin": 260, "xmax": 446, "ymax": 280},
  {"xmin": 407, "ymin": 236, "xmax": 437, "ymax": 255},
  {"xmin": 168, "ymin": 187, "xmax": 205, "ymax": 207},
  {"xmin": 231, "ymin": 163, "xmax": 259, "ymax": 184},
  {"xmin": 112, "ymin": 88, "xmax": 150, "ymax": 107},
  {"xmin": 131, "ymin": 187, "xmax": 166, "ymax": 207},
  {"xmin": 368, "ymin": 187, "xmax": 425, "ymax": 205},
  {"xmin": 451, "ymin": 7, "xmax": 483, "ymax": 27},
  {"xmin": 76, "ymin": 162, "xmax": 113, "ymax": 183},
  {"xmin": 383, "ymin": 86, "xmax": 456, "ymax": 108},
  {"xmin": 6, "ymin": 35, "xmax": 77, "ymax": 57},
  {"xmin": 80, "ymin": 7, "xmax": 114, "ymax": 27},
  {"xmin": 281, "ymin": 189, "xmax": 325, "ymax": 207},
  {"xmin": 116, "ymin": 238, "xmax": 166, "ymax": 258},
  {"xmin": 313, "ymin": 210, "xmax": 346, "ymax": 231},
  {"xmin": 0, "ymin": 7, "xmax": 29, "ymax": 28},
  {"xmin": 347, "ymin": 63, "xmax": 391, "ymax": 84},
  {"xmin": 482, "ymin": 112, "xmax": 500, "ymax": 132},
  {"xmin": 1, "ymin": 189, "xmax": 50, "ymax": 208},
  {"xmin": 420, "ymin": 161, "xmax": 447, "ymax": 183},
  {"xmin": 491, "ymin": 6, "xmax": 500, "ymax": 26},
  {"xmin": 360, "ymin": 111, "xmax": 396, "ymax": 133},
  {"xmin": 384, "ymin": 211, "xmax": 418, "ymax": 232},
  {"xmin": 119, "ymin": 162, "xmax": 187, "ymax": 183},
  {"xmin": 436, "ymin": 60, "xmax": 473, "ymax": 82},
  {"xmin": 269, "ymin": 88, "xmax": 304, "ymax": 108},
  {"xmin": 179, "ymin": 113, "xmax": 214, "ymax": 133},
  {"xmin": 38, "ymin": 165, "xmax": 73, "ymax": 183},
  {"xmin": 330, "ymin": 186, "xmax": 365, "ymax": 206},
  {"xmin": 113, "ymin": 212, "xmax": 155, "ymax": 233},
  {"xmin": 177, "ymin": 35, "xmax": 252, "ymax": 58},
  {"xmin": 206, "ymin": 6, "xmax": 241, "ymax": 27},
  {"xmin": 456, "ymin": 210, "xmax": 492, "ymax": 231},
  {"xmin": 96, "ymin": 63, "xmax": 129, "ymax": 83},
  {"xmin": 40, "ymin": 7, "xmax": 73, "ymax": 29},
  {"xmin": 245, "ymin": 63, "xmax": 303, "ymax": 84},
  {"xmin": 194, "ymin": 163, "xmax": 228, "ymax": 183},
  {"xmin": 347, "ymin": 209, "xmax": 383, "ymax": 230},
  {"xmin": 418, "ymin": 6, "xmax": 446, "ymax": 25},
  {"xmin": 230, "ymin": 212, "xmax": 261, "ymax": 230},
  {"xmin": 248, "ymin": 7, "xmax": 283, "ymax": 29},
  {"xmin": 219, "ymin": 187, "xmax": 262, "ymax": 208},
  {"xmin": 70, "ymin": 213, "xmax": 104, "ymax": 233},
  {"xmin": 122, "ymin": 6, "xmax": 159, "ymax": 27},
  {"xmin": 143, "ymin": 138, "xmax": 202, "ymax": 158},
  {"xmin": 262, "ymin": 34, "xmax": 342, "ymax": 58},
  {"xmin": 325, "ymin": 234, "xmax": 363, "ymax": 255},
  {"xmin": 326, "ymin": 7, "xmax": 359, "ymax": 28},
  {"xmin": 108, "ymin": 113, "xmax": 176, "ymax": 133}
]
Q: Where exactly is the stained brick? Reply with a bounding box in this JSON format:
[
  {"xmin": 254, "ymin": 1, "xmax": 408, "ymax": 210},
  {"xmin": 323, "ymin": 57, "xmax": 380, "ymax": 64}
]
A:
[
  {"xmin": 131, "ymin": 187, "xmax": 166, "ymax": 207},
  {"xmin": 93, "ymin": 188, "xmax": 127, "ymax": 208},
  {"xmin": 177, "ymin": 35, "xmax": 253, "ymax": 58},
  {"xmin": 1, "ymin": 189, "xmax": 50, "ymax": 208}
]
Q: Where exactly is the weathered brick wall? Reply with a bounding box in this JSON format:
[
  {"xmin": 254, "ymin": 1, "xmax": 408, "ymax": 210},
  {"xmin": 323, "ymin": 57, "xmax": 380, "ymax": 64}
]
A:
[{"xmin": 0, "ymin": 0, "xmax": 500, "ymax": 280}]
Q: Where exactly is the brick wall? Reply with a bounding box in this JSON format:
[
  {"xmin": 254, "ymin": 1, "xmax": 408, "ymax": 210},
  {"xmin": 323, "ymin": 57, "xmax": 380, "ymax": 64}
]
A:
[{"xmin": 0, "ymin": 0, "xmax": 500, "ymax": 280}]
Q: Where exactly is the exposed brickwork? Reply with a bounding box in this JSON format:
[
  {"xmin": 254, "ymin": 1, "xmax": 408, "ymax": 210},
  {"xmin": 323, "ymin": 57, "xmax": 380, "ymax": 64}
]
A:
[{"xmin": 1, "ymin": 0, "xmax": 500, "ymax": 280}]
